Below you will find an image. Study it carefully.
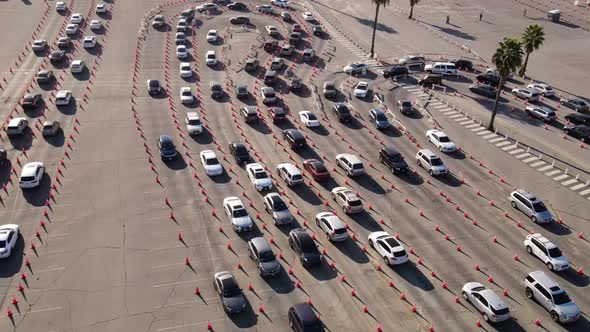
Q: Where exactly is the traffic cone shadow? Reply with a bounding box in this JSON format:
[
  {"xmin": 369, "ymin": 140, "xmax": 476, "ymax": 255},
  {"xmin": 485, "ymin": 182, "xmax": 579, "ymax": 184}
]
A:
[{"xmin": 186, "ymin": 261, "xmax": 197, "ymax": 274}]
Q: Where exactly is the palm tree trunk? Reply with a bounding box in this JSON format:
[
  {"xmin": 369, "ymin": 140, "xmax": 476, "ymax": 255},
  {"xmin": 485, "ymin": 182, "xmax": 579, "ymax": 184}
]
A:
[
  {"xmin": 519, "ymin": 52, "xmax": 530, "ymax": 77},
  {"xmin": 409, "ymin": 5, "xmax": 414, "ymax": 19},
  {"xmin": 487, "ymin": 77, "xmax": 505, "ymax": 131},
  {"xmin": 370, "ymin": 4, "xmax": 380, "ymax": 58}
]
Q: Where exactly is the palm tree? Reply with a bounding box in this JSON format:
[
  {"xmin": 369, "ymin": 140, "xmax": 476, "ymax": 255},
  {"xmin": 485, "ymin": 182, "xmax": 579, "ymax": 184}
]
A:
[
  {"xmin": 488, "ymin": 37, "xmax": 523, "ymax": 131},
  {"xmin": 409, "ymin": 0, "xmax": 421, "ymax": 19},
  {"xmin": 519, "ymin": 24, "xmax": 545, "ymax": 77},
  {"xmin": 370, "ymin": 0, "xmax": 391, "ymax": 58}
]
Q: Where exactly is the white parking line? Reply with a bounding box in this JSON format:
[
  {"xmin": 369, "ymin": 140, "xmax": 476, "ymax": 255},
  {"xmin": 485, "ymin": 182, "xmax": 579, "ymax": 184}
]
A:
[
  {"xmin": 537, "ymin": 165, "xmax": 554, "ymax": 172},
  {"xmin": 488, "ymin": 137, "xmax": 504, "ymax": 143},
  {"xmin": 483, "ymin": 133, "xmax": 497, "ymax": 139},
  {"xmin": 562, "ymin": 179, "xmax": 579, "ymax": 186},
  {"xmin": 495, "ymin": 141, "xmax": 511, "ymax": 147},
  {"xmin": 570, "ymin": 183, "xmax": 587, "ymax": 191},
  {"xmin": 529, "ymin": 160, "xmax": 546, "ymax": 168},
  {"xmin": 471, "ymin": 127, "xmax": 486, "ymax": 132},
  {"xmin": 476, "ymin": 130, "xmax": 491, "ymax": 136},
  {"xmin": 29, "ymin": 307, "xmax": 62, "ymax": 314},
  {"xmin": 522, "ymin": 156, "xmax": 539, "ymax": 163},
  {"xmin": 153, "ymin": 279, "xmax": 203, "ymax": 288},
  {"xmin": 37, "ymin": 267, "xmax": 66, "ymax": 273},
  {"xmin": 545, "ymin": 169, "xmax": 561, "ymax": 176},
  {"xmin": 553, "ymin": 174, "xmax": 569, "ymax": 181},
  {"xmin": 465, "ymin": 123, "xmax": 481, "ymax": 129},
  {"xmin": 515, "ymin": 153, "xmax": 531, "ymax": 159},
  {"xmin": 508, "ymin": 148, "xmax": 524, "ymax": 154},
  {"xmin": 579, "ymin": 188, "xmax": 590, "ymax": 196},
  {"xmin": 454, "ymin": 117, "xmax": 469, "ymax": 122}
]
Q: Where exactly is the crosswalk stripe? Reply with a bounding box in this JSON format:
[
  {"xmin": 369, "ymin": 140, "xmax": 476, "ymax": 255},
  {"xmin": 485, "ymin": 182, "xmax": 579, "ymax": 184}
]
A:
[
  {"xmin": 508, "ymin": 148, "xmax": 524, "ymax": 154},
  {"xmin": 459, "ymin": 120, "xmax": 474, "ymax": 125},
  {"xmin": 455, "ymin": 117, "xmax": 469, "ymax": 122},
  {"xmin": 562, "ymin": 179, "xmax": 579, "ymax": 186},
  {"xmin": 522, "ymin": 156, "xmax": 539, "ymax": 163},
  {"xmin": 579, "ymin": 188, "xmax": 590, "ymax": 195},
  {"xmin": 495, "ymin": 141, "xmax": 511, "ymax": 147},
  {"xmin": 545, "ymin": 169, "xmax": 561, "ymax": 176},
  {"xmin": 449, "ymin": 114, "xmax": 463, "ymax": 119},
  {"xmin": 553, "ymin": 174, "xmax": 569, "ymax": 181},
  {"xmin": 537, "ymin": 165, "xmax": 554, "ymax": 172},
  {"xmin": 570, "ymin": 183, "xmax": 587, "ymax": 191},
  {"xmin": 465, "ymin": 123, "xmax": 480, "ymax": 129},
  {"xmin": 529, "ymin": 160, "xmax": 546, "ymax": 168},
  {"xmin": 488, "ymin": 137, "xmax": 504, "ymax": 143},
  {"xmin": 471, "ymin": 127, "xmax": 486, "ymax": 132},
  {"xmin": 476, "ymin": 130, "xmax": 490, "ymax": 136},
  {"xmin": 515, "ymin": 152, "xmax": 531, "ymax": 159},
  {"xmin": 483, "ymin": 133, "xmax": 497, "ymax": 139}
]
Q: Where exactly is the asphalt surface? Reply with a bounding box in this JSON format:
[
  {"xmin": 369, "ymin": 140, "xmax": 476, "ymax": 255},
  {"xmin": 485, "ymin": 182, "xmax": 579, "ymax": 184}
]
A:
[{"xmin": 0, "ymin": 0, "xmax": 589, "ymax": 331}]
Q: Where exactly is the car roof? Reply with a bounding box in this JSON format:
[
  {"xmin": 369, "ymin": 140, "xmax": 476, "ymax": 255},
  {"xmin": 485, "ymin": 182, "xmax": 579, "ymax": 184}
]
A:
[
  {"xmin": 528, "ymin": 271, "xmax": 561, "ymax": 292},
  {"xmin": 381, "ymin": 146, "xmax": 401, "ymax": 156},
  {"xmin": 247, "ymin": 163, "xmax": 264, "ymax": 171},
  {"xmin": 242, "ymin": 106, "xmax": 256, "ymax": 114},
  {"xmin": 201, "ymin": 150, "xmax": 216, "ymax": 159},
  {"xmin": 224, "ymin": 196, "xmax": 244, "ymax": 207},
  {"xmin": 285, "ymin": 129, "xmax": 304, "ymax": 139},
  {"xmin": 250, "ymin": 237, "xmax": 272, "ymax": 252},
  {"xmin": 370, "ymin": 108, "xmax": 385, "ymax": 115},
  {"xmin": 246, "ymin": 58, "xmax": 257, "ymax": 63},
  {"xmin": 8, "ymin": 118, "xmax": 25, "ymax": 126},
  {"xmin": 56, "ymin": 90, "xmax": 71, "ymax": 96},
  {"xmin": 292, "ymin": 303, "xmax": 319, "ymax": 324},
  {"xmin": 277, "ymin": 163, "xmax": 299, "ymax": 173},
  {"xmin": 338, "ymin": 154, "xmax": 361, "ymax": 164},
  {"xmin": 529, "ymin": 233, "xmax": 557, "ymax": 249},
  {"xmin": 418, "ymin": 149, "xmax": 437, "ymax": 158},
  {"xmin": 513, "ymin": 189, "xmax": 538, "ymax": 201},
  {"xmin": 22, "ymin": 162, "xmax": 43, "ymax": 177},
  {"xmin": 261, "ymin": 87, "xmax": 274, "ymax": 93},
  {"xmin": 159, "ymin": 135, "xmax": 173, "ymax": 143}
]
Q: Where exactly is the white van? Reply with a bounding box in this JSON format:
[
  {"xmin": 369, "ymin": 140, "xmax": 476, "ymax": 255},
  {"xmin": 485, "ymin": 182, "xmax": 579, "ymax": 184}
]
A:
[
  {"xmin": 277, "ymin": 163, "xmax": 304, "ymax": 186},
  {"xmin": 425, "ymin": 62, "xmax": 457, "ymax": 75}
]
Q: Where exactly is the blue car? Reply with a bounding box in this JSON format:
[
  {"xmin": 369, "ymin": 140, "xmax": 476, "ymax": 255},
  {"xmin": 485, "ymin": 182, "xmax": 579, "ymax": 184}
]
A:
[
  {"xmin": 158, "ymin": 135, "xmax": 177, "ymax": 160},
  {"xmin": 369, "ymin": 108, "xmax": 390, "ymax": 129}
]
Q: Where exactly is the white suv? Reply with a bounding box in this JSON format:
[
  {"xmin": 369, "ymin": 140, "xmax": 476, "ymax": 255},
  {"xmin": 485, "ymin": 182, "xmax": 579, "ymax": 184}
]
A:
[
  {"xmin": 368, "ymin": 231, "xmax": 409, "ymax": 265},
  {"xmin": 524, "ymin": 271, "xmax": 580, "ymax": 323},
  {"xmin": 509, "ymin": 189, "xmax": 552, "ymax": 223},
  {"xmin": 331, "ymin": 187, "xmax": 363, "ymax": 214},
  {"xmin": 416, "ymin": 149, "xmax": 447, "ymax": 176},
  {"xmin": 185, "ymin": 112, "xmax": 203, "ymax": 135},
  {"xmin": 461, "ymin": 283, "xmax": 510, "ymax": 323},
  {"xmin": 246, "ymin": 163, "xmax": 272, "ymax": 191},
  {"xmin": 200, "ymin": 150, "xmax": 223, "ymax": 176},
  {"xmin": 223, "ymin": 197, "xmax": 253, "ymax": 232},
  {"xmin": 315, "ymin": 212, "xmax": 348, "ymax": 242},
  {"xmin": 19, "ymin": 162, "xmax": 45, "ymax": 189},
  {"xmin": 524, "ymin": 233, "xmax": 569, "ymax": 271},
  {"xmin": 335, "ymin": 154, "xmax": 365, "ymax": 176},
  {"xmin": 424, "ymin": 62, "xmax": 457, "ymax": 75}
]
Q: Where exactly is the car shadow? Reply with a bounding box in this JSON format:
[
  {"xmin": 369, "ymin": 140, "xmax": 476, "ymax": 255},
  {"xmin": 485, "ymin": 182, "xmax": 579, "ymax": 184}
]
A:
[
  {"xmin": 552, "ymin": 267, "xmax": 590, "ymax": 287},
  {"xmin": 38, "ymin": 79, "xmax": 57, "ymax": 91},
  {"xmin": 262, "ymin": 267, "xmax": 295, "ymax": 294},
  {"xmin": 539, "ymin": 220, "xmax": 571, "ymax": 236},
  {"xmin": 435, "ymin": 172, "xmax": 462, "ymax": 187},
  {"xmin": 56, "ymin": 98, "xmax": 77, "ymax": 115},
  {"xmin": 72, "ymin": 68, "xmax": 91, "ymax": 81},
  {"xmin": 562, "ymin": 317, "xmax": 590, "ymax": 332},
  {"xmin": 228, "ymin": 301, "xmax": 258, "ymax": 328},
  {"xmin": 22, "ymin": 173, "xmax": 52, "ymax": 207},
  {"xmin": 249, "ymin": 121, "xmax": 273, "ymax": 135},
  {"xmin": 163, "ymin": 155, "xmax": 188, "ymax": 170},
  {"xmin": 397, "ymin": 171, "xmax": 424, "ymax": 185},
  {"xmin": 0, "ymin": 236, "xmax": 24, "ymax": 278},
  {"xmin": 380, "ymin": 125, "xmax": 403, "ymax": 138},
  {"xmin": 334, "ymin": 239, "xmax": 369, "ymax": 264},
  {"xmin": 7, "ymin": 130, "xmax": 33, "ymax": 150},
  {"xmin": 487, "ymin": 319, "xmax": 527, "ymax": 332},
  {"xmin": 296, "ymin": 147, "xmax": 321, "ymax": 161},
  {"xmin": 291, "ymin": 184, "xmax": 322, "ymax": 206},
  {"xmin": 391, "ymin": 262, "xmax": 434, "ymax": 290},
  {"xmin": 349, "ymin": 212, "xmax": 384, "ymax": 232},
  {"xmin": 446, "ymin": 150, "xmax": 466, "ymax": 160},
  {"xmin": 211, "ymin": 171, "xmax": 232, "ymax": 184},
  {"xmin": 443, "ymin": 75, "xmax": 473, "ymax": 84},
  {"xmin": 350, "ymin": 175, "xmax": 385, "ymax": 195},
  {"xmin": 44, "ymin": 128, "xmax": 65, "ymax": 147},
  {"xmin": 308, "ymin": 260, "xmax": 337, "ymax": 281},
  {"xmin": 0, "ymin": 159, "xmax": 13, "ymax": 186}
]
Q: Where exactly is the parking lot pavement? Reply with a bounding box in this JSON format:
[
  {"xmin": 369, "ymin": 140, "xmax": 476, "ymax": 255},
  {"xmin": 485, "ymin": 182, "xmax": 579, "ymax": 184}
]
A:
[{"xmin": 0, "ymin": 1, "xmax": 589, "ymax": 331}]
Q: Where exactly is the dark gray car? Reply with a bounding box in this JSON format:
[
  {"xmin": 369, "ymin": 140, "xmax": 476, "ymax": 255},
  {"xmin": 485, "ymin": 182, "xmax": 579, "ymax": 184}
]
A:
[
  {"xmin": 248, "ymin": 237, "xmax": 281, "ymax": 276},
  {"xmin": 560, "ymin": 98, "xmax": 589, "ymax": 112},
  {"xmin": 36, "ymin": 70, "xmax": 54, "ymax": 84},
  {"xmin": 214, "ymin": 271, "xmax": 247, "ymax": 314}
]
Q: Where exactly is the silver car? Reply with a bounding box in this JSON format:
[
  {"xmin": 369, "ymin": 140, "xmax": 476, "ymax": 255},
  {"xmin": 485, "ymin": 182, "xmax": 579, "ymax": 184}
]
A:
[
  {"xmin": 315, "ymin": 212, "xmax": 348, "ymax": 242},
  {"xmin": 509, "ymin": 190, "xmax": 552, "ymax": 223},
  {"xmin": 263, "ymin": 193, "xmax": 292, "ymax": 225},
  {"xmin": 525, "ymin": 271, "xmax": 580, "ymax": 323},
  {"xmin": 248, "ymin": 237, "xmax": 281, "ymax": 277},
  {"xmin": 462, "ymin": 282, "xmax": 510, "ymax": 323}
]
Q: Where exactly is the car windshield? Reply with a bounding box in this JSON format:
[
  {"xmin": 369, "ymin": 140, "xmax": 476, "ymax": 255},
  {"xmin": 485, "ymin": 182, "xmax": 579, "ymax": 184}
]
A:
[
  {"xmin": 265, "ymin": 92, "xmax": 275, "ymax": 98},
  {"xmin": 352, "ymin": 163, "xmax": 363, "ymax": 170},
  {"xmin": 532, "ymin": 201, "xmax": 547, "ymax": 212},
  {"xmin": 0, "ymin": 240, "xmax": 6, "ymax": 248},
  {"xmin": 548, "ymin": 247, "xmax": 562, "ymax": 258},
  {"xmin": 388, "ymin": 153, "xmax": 404, "ymax": 162},
  {"xmin": 212, "ymin": 85, "xmax": 222, "ymax": 91},
  {"xmin": 491, "ymin": 307, "xmax": 509, "ymax": 316},
  {"xmin": 438, "ymin": 135, "xmax": 451, "ymax": 143},
  {"xmin": 357, "ymin": 84, "xmax": 367, "ymax": 90},
  {"xmin": 20, "ymin": 176, "xmax": 36, "ymax": 182},
  {"xmin": 161, "ymin": 141, "xmax": 174, "ymax": 149},
  {"xmin": 401, "ymin": 101, "xmax": 411, "ymax": 107},
  {"xmin": 254, "ymin": 171, "xmax": 268, "ymax": 179},
  {"xmin": 188, "ymin": 119, "xmax": 201, "ymax": 125},
  {"xmin": 337, "ymin": 106, "xmax": 350, "ymax": 113},
  {"xmin": 313, "ymin": 163, "xmax": 326, "ymax": 173},
  {"xmin": 205, "ymin": 158, "xmax": 219, "ymax": 165},
  {"xmin": 305, "ymin": 113, "xmax": 317, "ymax": 120},
  {"xmin": 273, "ymin": 200, "xmax": 287, "ymax": 211},
  {"xmin": 349, "ymin": 199, "xmax": 362, "ymax": 206},
  {"xmin": 43, "ymin": 124, "xmax": 54, "ymax": 130},
  {"xmin": 149, "ymin": 81, "xmax": 159, "ymax": 87},
  {"xmin": 207, "ymin": 54, "xmax": 215, "ymax": 59},
  {"xmin": 259, "ymin": 250, "xmax": 275, "ymax": 262},
  {"xmin": 38, "ymin": 72, "xmax": 48, "ymax": 77},
  {"xmin": 553, "ymin": 292, "xmax": 571, "ymax": 305},
  {"xmin": 223, "ymin": 284, "xmax": 241, "ymax": 297},
  {"xmin": 375, "ymin": 113, "xmax": 387, "ymax": 121},
  {"xmin": 430, "ymin": 158, "xmax": 443, "ymax": 166},
  {"xmin": 232, "ymin": 208, "xmax": 248, "ymax": 218},
  {"xmin": 182, "ymin": 91, "xmax": 191, "ymax": 96}
]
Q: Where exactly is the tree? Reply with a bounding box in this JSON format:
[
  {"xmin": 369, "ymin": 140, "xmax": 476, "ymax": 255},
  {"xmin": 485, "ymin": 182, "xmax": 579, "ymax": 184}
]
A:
[
  {"xmin": 488, "ymin": 37, "xmax": 523, "ymax": 131},
  {"xmin": 370, "ymin": 0, "xmax": 391, "ymax": 58},
  {"xmin": 519, "ymin": 24, "xmax": 545, "ymax": 77},
  {"xmin": 409, "ymin": 0, "xmax": 421, "ymax": 20}
]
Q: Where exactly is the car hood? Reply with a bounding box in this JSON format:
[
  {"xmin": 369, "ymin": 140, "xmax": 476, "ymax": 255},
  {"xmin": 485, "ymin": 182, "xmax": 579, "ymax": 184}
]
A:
[
  {"xmin": 253, "ymin": 178, "xmax": 272, "ymax": 187},
  {"xmin": 260, "ymin": 260, "xmax": 280, "ymax": 273},
  {"xmin": 431, "ymin": 165, "xmax": 447, "ymax": 172},
  {"xmin": 550, "ymin": 256, "xmax": 569, "ymax": 266},
  {"xmin": 556, "ymin": 302, "xmax": 580, "ymax": 316},
  {"xmin": 187, "ymin": 124, "xmax": 202, "ymax": 131},
  {"xmin": 440, "ymin": 142, "xmax": 456, "ymax": 149},
  {"xmin": 535, "ymin": 210, "xmax": 552, "ymax": 221},
  {"xmin": 306, "ymin": 119, "xmax": 320, "ymax": 126},
  {"xmin": 272, "ymin": 210, "xmax": 292, "ymax": 221},
  {"xmin": 222, "ymin": 294, "xmax": 246, "ymax": 311},
  {"xmin": 232, "ymin": 216, "xmax": 253, "ymax": 228},
  {"xmin": 205, "ymin": 164, "xmax": 222, "ymax": 174}
]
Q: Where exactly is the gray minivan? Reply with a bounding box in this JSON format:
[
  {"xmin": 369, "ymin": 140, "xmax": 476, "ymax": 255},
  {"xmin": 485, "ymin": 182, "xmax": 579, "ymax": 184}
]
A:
[{"xmin": 248, "ymin": 237, "xmax": 281, "ymax": 277}]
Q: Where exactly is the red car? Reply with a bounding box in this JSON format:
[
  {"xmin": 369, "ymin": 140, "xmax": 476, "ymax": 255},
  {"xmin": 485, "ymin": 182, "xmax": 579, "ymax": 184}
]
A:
[
  {"xmin": 303, "ymin": 159, "xmax": 329, "ymax": 181},
  {"xmin": 267, "ymin": 107, "xmax": 287, "ymax": 123}
]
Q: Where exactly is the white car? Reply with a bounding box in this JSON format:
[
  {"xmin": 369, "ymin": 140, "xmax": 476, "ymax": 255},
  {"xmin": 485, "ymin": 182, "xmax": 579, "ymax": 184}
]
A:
[
  {"xmin": 246, "ymin": 163, "xmax": 273, "ymax": 191},
  {"xmin": 71, "ymin": 60, "xmax": 85, "ymax": 73},
  {"xmin": 299, "ymin": 111, "xmax": 320, "ymax": 127},
  {"xmin": 426, "ymin": 129, "xmax": 456, "ymax": 153},
  {"xmin": 55, "ymin": 90, "xmax": 73, "ymax": 105},
  {"xmin": 180, "ymin": 87, "xmax": 194, "ymax": 104},
  {"xmin": 176, "ymin": 45, "xmax": 188, "ymax": 59},
  {"xmin": 353, "ymin": 81, "xmax": 369, "ymax": 98},
  {"xmin": 223, "ymin": 197, "xmax": 254, "ymax": 232},
  {"xmin": 524, "ymin": 233, "xmax": 569, "ymax": 271},
  {"xmin": 302, "ymin": 12, "xmax": 314, "ymax": 21},
  {"xmin": 83, "ymin": 36, "xmax": 97, "ymax": 48},
  {"xmin": 96, "ymin": 3, "xmax": 107, "ymax": 13},
  {"xmin": 462, "ymin": 283, "xmax": 510, "ymax": 323},
  {"xmin": 6, "ymin": 118, "xmax": 28, "ymax": 136},
  {"xmin": 206, "ymin": 30, "xmax": 218, "ymax": 42},
  {"xmin": 206, "ymin": 50, "xmax": 217, "ymax": 66},
  {"xmin": 368, "ymin": 231, "xmax": 409, "ymax": 265},
  {"xmin": 89, "ymin": 20, "xmax": 102, "ymax": 31},
  {"xmin": 315, "ymin": 212, "xmax": 348, "ymax": 242},
  {"xmin": 343, "ymin": 63, "xmax": 369, "ymax": 75},
  {"xmin": 65, "ymin": 24, "xmax": 78, "ymax": 35},
  {"xmin": 256, "ymin": 5, "xmax": 273, "ymax": 13},
  {"xmin": 55, "ymin": 2, "xmax": 66, "ymax": 12},
  {"xmin": 0, "ymin": 225, "xmax": 19, "ymax": 259},
  {"xmin": 70, "ymin": 13, "xmax": 83, "ymax": 24},
  {"xmin": 19, "ymin": 162, "xmax": 45, "ymax": 189},
  {"xmin": 200, "ymin": 150, "xmax": 223, "ymax": 176},
  {"xmin": 265, "ymin": 25, "xmax": 279, "ymax": 36},
  {"xmin": 185, "ymin": 112, "xmax": 203, "ymax": 135},
  {"xmin": 527, "ymin": 83, "xmax": 554, "ymax": 97},
  {"xmin": 271, "ymin": 0, "xmax": 289, "ymax": 7},
  {"xmin": 179, "ymin": 62, "xmax": 192, "ymax": 78}
]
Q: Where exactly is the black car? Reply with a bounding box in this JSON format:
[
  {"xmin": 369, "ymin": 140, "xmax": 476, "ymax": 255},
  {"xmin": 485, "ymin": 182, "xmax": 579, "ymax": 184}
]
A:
[
  {"xmin": 452, "ymin": 59, "xmax": 473, "ymax": 71},
  {"xmin": 36, "ymin": 70, "xmax": 54, "ymax": 84},
  {"xmin": 475, "ymin": 73, "xmax": 500, "ymax": 87},
  {"xmin": 281, "ymin": 11, "xmax": 291, "ymax": 21},
  {"xmin": 0, "ymin": 149, "xmax": 6, "ymax": 166},
  {"xmin": 244, "ymin": 58, "xmax": 259, "ymax": 72},
  {"xmin": 289, "ymin": 228, "xmax": 321, "ymax": 268},
  {"xmin": 312, "ymin": 25, "xmax": 322, "ymax": 36},
  {"xmin": 288, "ymin": 303, "xmax": 324, "ymax": 332},
  {"xmin": 469, "ymin": 84, "xmax": 497, "ymax": 98},
  {"xmin": 57, "ymin": 37, "xmax": 71, "ymax": 49},
  {"xmin": 49, "ymin": 50, "xmax": 65, "ymax": 62},
  {"xmin": 240, "ymin": 106, "xmax": 259, "ymax": 123},
  {"xmin": 283, "ymin": 129, "xmax": 306, "ymax": 150},
  {"xmin": 263, "ymin": 39, "xmax": 278, "ymax": 52},
  {"xmin": 158, "ymin": 135, "xmax": 177, "ymax": 160},
  {"xmin": 382, "ymin": 65, "xmax": 408, "ymax": 79},
  {"xmin": 264, "ymin": 70, "xmax": 277, "ymax": 85},
  {"xmin": 227, "ymin": 2, "xmax": 246, "ymax": 10},
  {"xmin": 418, "ymin": 74, "xmax": 442, "ymax": 86},
  {"xmin": 210, "ymin": 81, "xmax": 223, "ymax": 99},
  {"xmin": 175, "ymin": 32, "xmax": 186, "ymax": 45},
  {"xmin": 289, "ymin": 78, "xmax": 302, "ymax": 91},
  {"xmin": 229, "ymin": 16, "xmax": 249, "ymax": 25},
  {"xmin": 288, "ymin": 32, "xmax": 301, "ymax": 45},
  {"xmin": 560, "ymin": 98, "xmax": 589, "ymax": 112},
  {"xmin": 147, "ymin": 79, "xmax": 161, "ymax": 95},
  {"xmin": 21, "ymin": 93, "xmax": 42, "ymax": 109},
  {"xmin": 229, "ymin": 141, "xmax": 250, "ymax": 164},
  {"xmin": 235, "ymin": 85, "xmax": 248, "ymax": 99},
  {"xmin": 564, "ymin": 125, "xmax": 590, "ymax": 142},
  {"xmin": 379, "ymin": 146, "xmax": 408, "ymax": 174},
  {"xmin": 332, "ymin": 103, "xmax": 352, "ymax": 123},
  {"xmin": 180, "ymin": 8, "xmax": 194, "ymax": 21},
  {"xmin": 214, "ymin": 271, "xmax": 247, "ymax": 314},
  {"xmin": 565, "ymin": 113, "xmax": 590, "ymax": 126}
]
